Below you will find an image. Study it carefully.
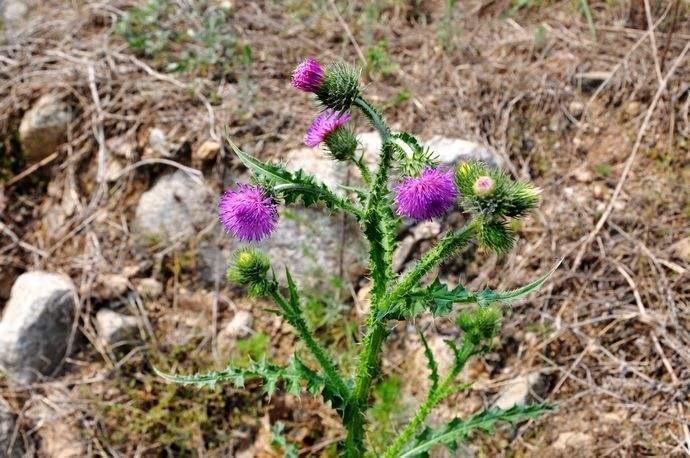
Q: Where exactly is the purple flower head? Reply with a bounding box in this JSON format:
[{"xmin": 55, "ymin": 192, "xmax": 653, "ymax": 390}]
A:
[
  {"xmin": 219, "ymin": 184, "xmax": 278, "ymax": 242},
  {"xmin": 395, "ymin": 168, "xmax": 458, "ymax": 221},
  {"xmin": 473, "ymin": 176, "xmax": 494, "ymax": 196},
  {"xmin": 292, "ymin": 58, "xmax": 325, "ymax": 93},
  {"xmin": 304, "ymin": 109, "xmax": 351, "ymax": 147}
]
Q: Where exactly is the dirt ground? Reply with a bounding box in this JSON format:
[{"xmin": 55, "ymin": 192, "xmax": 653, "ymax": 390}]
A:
[{"xmin": 1, "ymin": 0, "xmax": 689, "ymax": 456}]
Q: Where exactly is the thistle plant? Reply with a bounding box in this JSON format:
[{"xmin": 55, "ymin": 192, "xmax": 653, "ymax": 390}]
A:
[{"xmin": 158, "ymin": 58, "xmax": 557, "ymax": 457}]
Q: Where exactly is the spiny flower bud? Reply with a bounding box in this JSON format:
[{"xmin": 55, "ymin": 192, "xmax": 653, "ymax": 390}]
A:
[
  {"xmin": 316, "ymin": 63, "xmax": 360, "ymax": 112},
  {"xmin": 457, "ymin": 305, "xmax": 502, "ymax": 344},
  {"xmin": 478, "ymin": 218, "xmax": 515, "ymax": 253},
  {"xmin": 455, "ymin": 161, "xmax": 539, "ymax": 222},
  {"xmin": 292, "ymin": 58, "xmax": 325, "ymax": 93},
  {"xmin": 227, "ymin": 248, "xmax": 271, "ymax": 297},
  {"xmin": 304, "ymin": 109, "xmax": 356, "ymax": 160}
]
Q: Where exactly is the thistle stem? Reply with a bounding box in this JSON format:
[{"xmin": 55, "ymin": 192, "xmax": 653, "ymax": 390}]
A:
[
  {"xmin": 268, "ymin": 288, "xmax": 350, "ymax": 401},
  {"xmin": 354, "ymin": 96, "xmax": 391, "ymax": 141},
  {"xmin": 383, "ymin": 339, "xmax": 476, "ymax": 458}
]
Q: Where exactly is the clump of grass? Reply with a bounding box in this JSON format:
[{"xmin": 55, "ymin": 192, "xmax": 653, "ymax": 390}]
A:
[{"xmin": 115, "ymin": 0, "xmax": 251, "ymax": 78}]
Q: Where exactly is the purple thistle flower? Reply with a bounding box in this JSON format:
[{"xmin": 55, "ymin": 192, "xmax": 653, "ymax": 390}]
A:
[
  {"xmin": 394, "ymin": 168, "xmax": 458, "ymax": 221},
  {"xmin": 292, "ymin": 58, "xmax": 325, "ymax": 93},
  {"xmin": 304, "ymin": 109, "xmax": 351, "ymax": 147},
  {"xmin": 219, "ymin": 184, "xmax": 278, "ymax": 242}
]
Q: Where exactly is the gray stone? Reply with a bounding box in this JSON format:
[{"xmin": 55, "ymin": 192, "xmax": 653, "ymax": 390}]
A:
[
  {"xmin": 492, "ymin": 373, "xmax": 544, "ymax": 410},
  {"xmin": 133, "ymin": 170, "xmax": 215, "ymax": 244},
  {"xmin": 261, "ymin": 147, "xmax": 365, "ymax": 289},
  {"xmin": 135, "ymin": 278, "xmax": 163, "ymax": 299},
  {"xmin": 218, "ymin": 310, "xmax": 253, "ymax": 342},
  {"xmin": 198, "ymin": 242, "xmax": 230, "ymax": 286},
  {"xmin": 0, "ymin": 272, "xmax": 76, "ymax": 384},
  {"xmin": 95, "ymin": 309, "xmax": 140, "ymax": 346},
  {"xmin": 2, "ymin": 0, "xmax": 28, "ymax": 26},
  {"xmin": 0, "ymin": 397, "xmax": 23, "ymax": 458},
  {"xmin": 146, "ymin": 127, "xmax": 172, "ymax": 158},
  {"xmin": 18, "ymin": 94, "xmax": 73, "ymax": 163},
  {"xmin": 671, "ymin": 237, "xmax": 690, "ymax": 263},
  {"xmin": 357, "ymin": 132, "xmax": 503, "ymax": 170}
]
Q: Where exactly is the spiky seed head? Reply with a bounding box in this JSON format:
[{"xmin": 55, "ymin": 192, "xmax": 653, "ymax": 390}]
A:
[
  {"xmin": 324, "ymin": 126, "xmax": 358, "ymax": 161},
  {"xmin": 227, "ymin": 248, "xmax": 271, "ymax": 296},
  {"xmin": 316, "ymin": 63, "xmax": 360, "ymax": 111},
  {"xmin": 457, "ymin": 305, "xmax": 502, "ymax": 344},
  {"xmin": 504, "ymin": 182, "xmax": 541, "ymax": 217}
]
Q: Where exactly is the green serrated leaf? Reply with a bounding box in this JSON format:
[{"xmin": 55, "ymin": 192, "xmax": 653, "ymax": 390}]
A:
[
  {"xmin": 399, "ymin": 404, "xmax": 554, "ymax": 457},
  {"xmin": 154, "ymin": 365, "xmax": 245, "ymax": 388},
  {"xmin": 403, "ymin": 261, "xmax": 560, "ymax": 317},
  {"xmin": 419, "ymin": 332, "xmax": 439, "ymax": 393},
  {"xmin": 228, "ymin": 140, "xmax": 361, "ymax": 216}
]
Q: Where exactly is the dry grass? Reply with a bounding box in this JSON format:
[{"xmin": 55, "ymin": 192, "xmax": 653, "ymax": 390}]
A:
[{"xmin": 1, "ymin": 0, "xmax": 689, "ymax": 456}]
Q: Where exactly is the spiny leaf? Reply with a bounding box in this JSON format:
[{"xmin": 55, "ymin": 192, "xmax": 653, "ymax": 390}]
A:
[
  {"xmin": 153, "ymin": 365, "xmax": 246, "ymax": 388},
  {"xmin": 399, "ymin": 404, "xmax": 554, "ymax": 457},
  {"xmin": 419, "ymin": 332, "xmax": 439, "ymax": 393},
  {"xmin": 404, "ymin": 261, "xmax": 560, "ymax": 317},
  {"xmin": 271, "ymin": 421, "xmax": 300, "ymax": 458},
  {"xmin": 228, "ymin": 140, "xmax": 361, "ymax": 215}
]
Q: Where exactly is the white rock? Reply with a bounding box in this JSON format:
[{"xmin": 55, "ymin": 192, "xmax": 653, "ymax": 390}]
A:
[
  {"xmin": 133, "ymin": 171, "xmax": 215, "ymax": 244},
  {"xmin": 0, "ymin": 397, "xmax": 23, "ymax": 458},
  {"xmin": 0, "ymin": 272, "xmax": 76, "ymax": 384},
  {"xmin": 552, "ymin": 431, "xmax": 593, "ymax": 451},
  {"xmin": 219, "ymin": 311, "xmax": 253, "ymax": 340},
  {"xmin": 136, "ymin": 278, "xmax": 163, "ymax": 299},
  {"xmin": 492, "ymin": 373, "xmax": 543, "ymax": 410},
  {"xmin": 263, "ymin": 148, "xmax": 364, "ymax": 288},
  {"xmin": 146, "ymin": 127, "xmax": 171, "ymax": 157},
  {"xmin": 105, "ymin": 158, "xmax": 124, "ymax": 183},
  {"xmin": 357, "ymin": 132, "xmax": 503, "ymax": 169},
  {"xmin": 95, "ymin": 309, "xmax": 140, "ymax": 346},
  {"xmin": 89, "ymin": 273, "xmax": 129, "ymax": 301},
  {"xmin": 671, "ymin": 238, "xmax": 690, "ymax": 263},
  {"xmin": 193, "ymin": 140, "xmax": 220, "ymax": 164},
  {"xmin": 2, "ymin": 0, "xmax": 28, "ymax": 26},
  {"xmin": 18, "ymin": 94, "xmax": 73, "ymax": 163}
]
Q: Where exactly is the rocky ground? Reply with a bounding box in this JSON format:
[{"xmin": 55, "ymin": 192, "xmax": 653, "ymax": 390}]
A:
[{"xmin": 1, "ymin": 0, "xmax": 689, "ymax": 457}]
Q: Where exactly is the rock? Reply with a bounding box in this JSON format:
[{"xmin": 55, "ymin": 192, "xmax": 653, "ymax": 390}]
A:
[
  {"xmin": 575, "ymin": 71, "xmax": 613, "ymax": 91},
  {"xmin": 0, "ymin": 272, "xmax": 76, "ymax": 384},
  {"xmin": 671, "ymin": 237, "xmax": 690, "ymax": 263},
  {"xmin": 198, "ymin": 242, "xmax": 230, "ymax": 286},
  {"xmin": 88, "ymin": 273, "xmax": 130, "ymax": 301},
  {"xmin": 39, "ymin": 419, "xmax": 85, "ymax": 458},
  {"xmin": 426, "ymin": 136, "xmax": 502, "ymax": 169},
  {"xmin": 263, "ymin": 148, "xmax": 364, "ymax": 289},
  {"xmin": 0, "ymin": 398, "xmax": 23, "ymax": 458},
  {"xmin": 133, "ymin": 170, "xmax": 215, "ymax": 244},
  {"xmin": 145, "ymin": 127, "xmax": 171, "ymax": 157},
  {"xmin": 135, "ymin": 278, "xmax": 163, "ymax": 299},
  {"xmin": 105, "ymin": 158, "xmax": 124, "ymax": 183},
  {"xmin": 218, "ymin": 310, "xmax": 253, "ymax": 348},
  {"xmin": 95, "ymin": 309, "xmax": 140, "ymax": 346},
  {"xmin": 625, "ymin": 101, "xmax": 641, "ymax": 117},
  {"xmin": 552, "ymin": 431, "xmax": 593, "ymax": 451},
  {"xmin": 18, "ymin": 94, "xmax": 73, "ymax": 163},
  {"xmin": 193, "ymin": 140, "xmax": 220, "ymax": 165},
  {"xmin": 357, "ymin": 132, "xmax": 503, "ymax": 170},
  {"xmin": 569, "ymin": 100, "xmax": 584, "ymax": 118},
  {"xmin": 106, "ymin": 135, "xmax": 135, "ymax": 159},
  {"xmin": 2, "ymin": 0, "xmax": 28, "ymax": 26},
  {"xmin": 492, "ymin": 373, "xmax": 544, "ymax": 410},
  {"xmin": 573, "ymin": 167, "xmax": 593, "ymax": 183}
]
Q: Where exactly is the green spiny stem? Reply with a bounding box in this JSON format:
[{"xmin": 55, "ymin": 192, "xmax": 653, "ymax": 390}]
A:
[
  {"xmin": 355, "ymin": 154, "xmax": 372, "ymax": 185},
  {"xmin": 384, "ymin": 220, "xmax": 479, "ymax": 318},
  {"xmin": 354, "ymin": 96, "xmax": 391, "ymax": 141},
  {"xmin": 268, "ymin": 287, "xmax": 350, "ymax": 402},
  {"xmin": 383, "ymin": 339, "xmax": 476, "ymax": 458}
]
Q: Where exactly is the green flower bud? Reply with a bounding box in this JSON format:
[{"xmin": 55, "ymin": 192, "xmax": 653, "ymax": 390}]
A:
[
  {"xmin": 227, "ymin": 248, "xmax": 271, "ymax": 297},
  {"xmin": 504, "ymin": 181, "xmax": 540, "ymax": 218},
  {"xmin": 457, "ymin": 305, "xmax": 502, "ymax": 344},
  {"xmin": 324, "ymin": 126, "xmax": 358, "ymax": 161},
  {"xmin": 316, "ymin": 63, "xmax": 360, "ymax": 111},
  {"xmin": 478, "ymin": 219, "xmax": 515, "ymax": 253}
]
